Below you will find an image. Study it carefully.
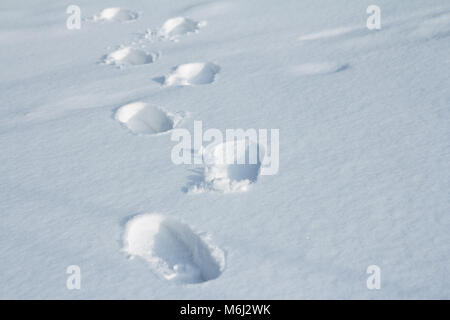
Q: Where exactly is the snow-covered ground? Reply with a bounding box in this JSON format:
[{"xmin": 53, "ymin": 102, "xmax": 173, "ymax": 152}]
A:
[{"xmin": 1, "ymin": 0, "xmax": 449, "ymax": 299}]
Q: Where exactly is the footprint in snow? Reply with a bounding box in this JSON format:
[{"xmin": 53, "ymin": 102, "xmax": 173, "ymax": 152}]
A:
[
  {"xmin": 158, "ymin": 17, "xmax": 206, "ymax": 41},
  {"xmin": 115, "ymin": 102, "xmax": 183, "ymax": 135},
  {"xmin": 104, "ymin": 47, "xmax": 158, "ymax": 66},
  {"xmin": 93, "ymin": 8, "xmax": 139, "ymax": 23},
  {"xmin": 123, "ymin": 213, "xmax": 225, "ymax": 284},
  {"xmin": 185, "ymin": 139, "xmax": 265, "ymax": 193},
  {"xmin": 155, "ymin": 62, "xmax": 220, "ymax": 86}
]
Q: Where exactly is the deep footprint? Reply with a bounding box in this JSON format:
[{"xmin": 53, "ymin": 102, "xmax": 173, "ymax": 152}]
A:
[
  {"xmin": 187, "ymin": 139, "xmax": 264, "ymax": 193},
  {"xmin": 115, "ymin": 102, "xmax": 181, "ymax": 135},
  {"xmin": 94, "ymin": 8, "xmax": 139, "ymax": 22},
  {"xmin": 162, "ymin": 62, "xmax": 220, "ymax": 86},
  {"xmin": 104, "ymin": 47, "xmax": 157, "ymax": 66},
  {"xmin": 123, "ymin": 214, "xmax": 225, "ymax": 284}
]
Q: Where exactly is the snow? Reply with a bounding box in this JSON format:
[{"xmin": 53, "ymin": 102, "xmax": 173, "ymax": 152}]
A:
[
  {"xmin": 191, "ymin": 139, "xmax": 263, "ymax": 193},
  {"xmin": 0, "ymin": 0, "xmax": 449, "ymax": 299},
  {"xmin": 114, "ymin": 102, "xmax": 181, "ymax": 135},
  {"xmin": 123, "ymin": 213, "xmax": 225, "ymax": 284},
  {"xmin": 94, "ymin": 8, "xmax": 139, "ymax": 23}
]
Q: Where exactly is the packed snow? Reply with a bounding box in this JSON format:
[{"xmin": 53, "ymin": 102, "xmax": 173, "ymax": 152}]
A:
[{"xmin": 0, "ymin": 0, "xmax": 449, "ymax": 299}]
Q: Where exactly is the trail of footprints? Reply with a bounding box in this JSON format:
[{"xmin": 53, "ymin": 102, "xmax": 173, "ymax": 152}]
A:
[
  {"xmin": 92, "ymin": 6, "xmax": 229, "ymax": 284},
  {"xmin": 89, "ymin": 5, "xmax": 450, "ymax": 284}
]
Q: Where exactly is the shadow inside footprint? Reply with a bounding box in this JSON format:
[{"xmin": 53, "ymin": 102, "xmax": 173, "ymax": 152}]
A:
[
  {"xmin": 182, "ymin": 168, "xmax": 205, "ymax": 193},
  {"xmin": 152, "ymin": 76, "xmax": 166, "ymax": 84}
]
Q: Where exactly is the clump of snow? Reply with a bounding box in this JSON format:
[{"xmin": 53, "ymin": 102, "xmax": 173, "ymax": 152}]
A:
[{"xmin": 123, "ymin": 214, "xmax": 225, "ymax": 284}]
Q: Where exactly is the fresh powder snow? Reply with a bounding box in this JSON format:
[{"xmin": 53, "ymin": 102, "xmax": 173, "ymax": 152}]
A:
[{"xmin": 0, "ymin": 0, "xmax": 449, "ymax": 299}]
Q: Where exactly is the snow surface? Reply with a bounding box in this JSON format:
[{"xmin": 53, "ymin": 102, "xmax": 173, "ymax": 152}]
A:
[{"xmin": 0, "ymin": 0, "xmax": 449, "ymax": 299}]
